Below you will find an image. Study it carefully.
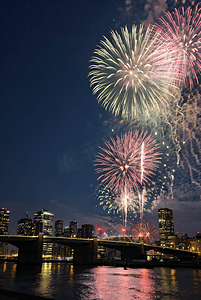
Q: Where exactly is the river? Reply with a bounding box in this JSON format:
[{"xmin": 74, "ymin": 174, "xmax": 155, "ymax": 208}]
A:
[{"xmin": 0, "ymin": 262, "xmax": 201, "ymax": 299}]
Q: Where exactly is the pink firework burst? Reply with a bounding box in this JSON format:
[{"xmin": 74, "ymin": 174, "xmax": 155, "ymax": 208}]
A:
[
  {"xmin": 94, "ymin": 131, "xmax": 161, "ymax": 193},
  {"xmin": 132, "ymin": 222, "xmax": 159, "ymax": 244},
  {"xmin": 155, "ymin": 5, "xmax": 201, "ymax": 89}
]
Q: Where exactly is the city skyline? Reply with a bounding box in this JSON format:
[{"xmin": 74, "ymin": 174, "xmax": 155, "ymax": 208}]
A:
[
  {"xmin": 1, "ymin": 204, "xmax": 201, "ymax": 240},
  {"xmin": 1, "ymin": 206, "xmax": 201, "ymax": 259},
  {"xmin": 1, "ymin": 0, "xmax": 201, "ymax": 238}
]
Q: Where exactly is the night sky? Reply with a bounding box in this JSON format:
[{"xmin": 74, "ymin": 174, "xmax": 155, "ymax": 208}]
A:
[{"xmin": 1, "ymin": 0, "xmax": 200, "ymax": 237}]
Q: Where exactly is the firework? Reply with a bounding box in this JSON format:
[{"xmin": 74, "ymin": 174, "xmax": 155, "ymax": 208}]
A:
[
  {"xmin": 95, "ymin": 186, "xmax": 151, "ymax": 226},
  {"xmin": 156, "ymin": 5, "xmax": 201, "ymax": 89},
  {"xmin": 97, "ymin": 186, "xmax": 141, "ymax": 216},
  {"xmin": 89, "ymin": 24, "xmax": 179, "ymax": 119},
  {"xmin": 101, "ymin": 113, "xmax": 178, "ymax": 202},
  {"xmin": 132, "ymin": 222, "xmax": 159, "ymax": 244},
  {"xmin": 95, "ymin": 130, "xmax": 161, "ymax": 192},
  {"xmin": 95, "ymin": 130, "xmax": 161, "ymax": 225}
]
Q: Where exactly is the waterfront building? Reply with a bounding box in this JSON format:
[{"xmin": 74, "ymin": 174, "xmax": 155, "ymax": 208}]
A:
[
  {"xmin": 63, "ymin": 226, "xmax": 71, "ymax": 237},
  {"xmin": 189, "ymin": 233, "xmax": 201, "ymax": 253},
  {"xmin": 175, "ymin": 233, "xmax": 190, "ymax": 250},
  {"xmin": 77, "ymin": 228, "xmax": 82, "ymax": 238},
  {"xmin": 0, "ymin": 208, "xmax": 10, "ymax": 256},
  {"xmin": 34, "ymin": 209, "xmax": 54, "ymax": 256},
  {"xmin": 53, "ymin": 219, "xmax": 64, "ymax": 258},
  {"xmin": 53, "ymin": 224, "xmax": 72, "ymax": 258},
  {"xmin": 55, "ymin": 220, "xmax": 63, "ymax": 237},
  {"xmin": 17, "ymin": 216, "xmax": 33, "ymax": 236},
  {"xmin": 70, "ymin": 220, "xmax": 77, "ymax": 237},
  {"xmin": 158, "ymin": 207, "xmax": 175, "ymax": 247},
  {"xmin": 81, "ymin": 224, "xmax": 94, "ymax": 238}
]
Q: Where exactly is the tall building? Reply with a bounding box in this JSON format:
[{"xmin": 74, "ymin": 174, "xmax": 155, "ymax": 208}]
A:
[
  {"xmin": 34, "ymin": 209, "xmax": 54, "ymax": 256},
  {"xmin": 77, "ymin": 228, "xmax": 82, "ymax": 238},
  {"xmin": 69, "ymin": 220, "xmax": 77, "ymax": 237},
  {"xmin": 0, "ymin": 208, "xmax": 10, "ymax": 256},
  {"xmin": 63, "ymin": 226, "xmax": 71, "ymax": 237},
  {"xmin": 189, "ymin": 233, "xmax": 201, "ymax": 253},
  {"xmin": 17, "ymin": 217, "xmax": 33, "ymax": 236},
  {"xmin": 53, "ymin": 220, "xmax": 64, "ymax": 258},
  {"xmin": 34, "ymin": 209, "xmax": 54, "ymax": 236},
  {"xmin": 158, "ymin": 207, "xmax": 175, "ymax": 247},
  {"xmin": 81, "ymin": 224, "xmax": 94, "ymax": 238},
  {"xmin": 55, "ymin": 220, "xmax": 63, "ymax": 237},
  {"xmin": 61, "ymin": 225, "xmax": 72, "ymax": 257}
]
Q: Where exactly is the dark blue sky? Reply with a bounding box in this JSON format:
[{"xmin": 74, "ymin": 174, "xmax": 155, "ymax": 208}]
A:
[{"xmin": 1, "ymin": 0, "xmax": 200, "ymax": 236}]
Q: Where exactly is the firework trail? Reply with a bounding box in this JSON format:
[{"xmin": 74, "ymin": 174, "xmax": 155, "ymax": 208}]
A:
[
  {"xmin": 139, "ymin": 142, "xmax": 145, "ymax": 221},
  {"xmin": 89, "ymin": 24, "xmax": 179, "ymax": 119},
  {"xmin": 132, "ymin": 222, "xmax": 159, "ymax": 244},
  {"xmin": 138, "ymin": 186, "xmax": 146, "ymax": 222},
  {"xmin": 141, "ymin": 142, "xmax": 145, "ymax": 184},
  {"xmin": 94, "ymin": 131, "xmax": 161, "ymax": 225},
  {"xmin": 155, "ymin": 4, "xmax": 201, "ymax": 90},
  {"xmin": 173, "ymin": 89, "xmax": 201, "ymax": 187},
  {"xmin": 123, "ymin": 187, "xmax": 128, "ymax": 225}
]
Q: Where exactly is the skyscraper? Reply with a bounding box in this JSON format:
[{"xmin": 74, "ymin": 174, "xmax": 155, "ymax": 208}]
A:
[
  {"xmin": 17, "ymin": 217, "xmax": 33, "ymax": 236},
  {"xmin": 81, "ymin": 224, "xmax": 94, "ymax": 238},
  {"xmin": 53, "ymin": 220, "xmax": 64, "ymax": 258},
  {"xmin": 69, "ymin": 220, "xmax": 77, "ymax": 237},
  {"xmin": 0, "ymin": 208, "xmax": 10, "ymax": 256},
  {"xmin": 55, "ymin": 220, "xmax": 63, "ymax": 237},
  {"xmin": 158, "ymin": 207, "xmax": 175, "ymax": 247},
  {"xmin": 34, "ymin": 209, "xmax": 54, "ymax": 236},
  {"xmin": 33, "ymin": 209, "xmax": 54, "ymax": 256}
]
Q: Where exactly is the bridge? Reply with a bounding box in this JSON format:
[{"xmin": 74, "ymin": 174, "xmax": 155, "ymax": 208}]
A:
[{"xmin": 0, "ymin": 235, "xmax": 198, "ymax": 265}]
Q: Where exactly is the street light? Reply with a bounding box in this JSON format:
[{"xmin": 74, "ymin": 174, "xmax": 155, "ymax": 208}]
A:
[
  {"xmin": 98, "ymin": 227, "xmax": 102, "ymax": 239},
  {"xmin": 121, "ymin": 228, "xmax": 126, "ymax": 241}
]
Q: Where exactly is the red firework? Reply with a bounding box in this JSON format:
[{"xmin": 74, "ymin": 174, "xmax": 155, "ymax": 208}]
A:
[
  {"xmin": 132, "ymin": 222, "xmax": 159, "ymax": 244},
  {"xmin": 94, "ymin": 131, "xmax": 161, "ymax": 193},
  {"xmin": 155, "ymin": 5, "xmax": 201, "ymax": 89}
]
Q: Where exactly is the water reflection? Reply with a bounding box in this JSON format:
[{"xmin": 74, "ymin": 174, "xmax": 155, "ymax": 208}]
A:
[
  {"xmin": 35, "ymin": 263, "xmax": 52, "ymax": 297},
  {"xmin": 78, "ymin": 266, "xmax": 159, "ymax": 299},
  {"xmin": 193, "ymin": 269, "xmax": 201, "ymax": 298},
  {"xmin": 139, "ymin": 269, "xmax": 156, "ymax": 299},
  {"xmin": 69, "ymin": 265, "xmax": 74, "ymax": 283},
  {"xmin": 3, "ymin": 261, "xmax": 7, "ymax": 272},
  {"xmin": 0, "ymin": 262, "xmax": 201, "ymax": 300},
  {"xmin": 0, "ymin": 262, "xmax": 17, "ymax": 290},
  {"xmin": 160, "ymin": 268, "xmax": 179, "ymax": 299}
]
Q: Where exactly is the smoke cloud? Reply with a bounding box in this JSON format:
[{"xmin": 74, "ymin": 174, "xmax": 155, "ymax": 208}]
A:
[{"xmin": 143, "ymin": 0, "xmax": 168, "ymax": 27}]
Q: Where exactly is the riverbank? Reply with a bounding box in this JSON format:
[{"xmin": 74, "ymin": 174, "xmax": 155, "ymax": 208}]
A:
[
  {"xmin": 0, "ymin": 289, "xmax": 52, "ymax": 300},
  {"xmin": 98, "ymin": 260, "xmax": 201, "ymax": 268},
  {"xmin": 1, "ymin": 258, "xmax": 201, "ymax": 268}
]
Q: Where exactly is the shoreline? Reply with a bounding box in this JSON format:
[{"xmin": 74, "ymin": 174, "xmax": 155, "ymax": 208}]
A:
[
  {"xmin": 0, "ymin": 288, "xmax": 52, "ymax": 300},
  {"xmin": 1, "ymin": 259, "xmax": 201, "ymax": 268}
]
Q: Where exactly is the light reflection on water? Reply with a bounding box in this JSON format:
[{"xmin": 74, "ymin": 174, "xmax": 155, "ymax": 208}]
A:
[{"xmin": 0, "ymin": 262, "xmax": 201, "ymax": 299}]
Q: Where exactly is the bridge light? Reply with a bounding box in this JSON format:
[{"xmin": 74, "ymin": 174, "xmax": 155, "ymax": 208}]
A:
[{"xmin": 121, "ymin": 228, "xmax": 126, "ymax": 233}]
